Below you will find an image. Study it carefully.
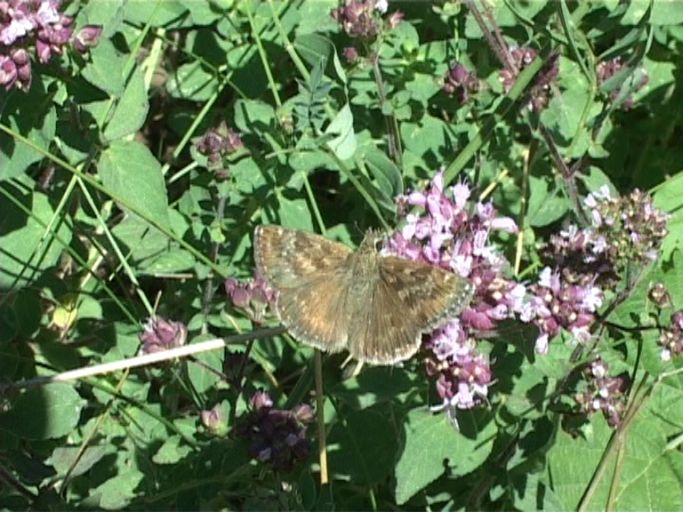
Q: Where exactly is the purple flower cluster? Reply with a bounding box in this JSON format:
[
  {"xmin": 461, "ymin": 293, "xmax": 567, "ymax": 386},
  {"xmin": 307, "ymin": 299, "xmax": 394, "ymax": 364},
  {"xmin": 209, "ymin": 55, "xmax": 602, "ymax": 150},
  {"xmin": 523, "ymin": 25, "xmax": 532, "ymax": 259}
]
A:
[
  {"xmin": 596, "ymin": 56, "xmax": 648, "ymax": 109},
  {"xmin": 521, "ymin": 267, "xmax": 602, "ymax": 354},
  {"xmin": 574, "ymin": 358, "xmax": 628, "ymax": 427},
  {"xmin": 654, "ymin": 283, "xmax": 683, "ymax": 360},
  {"xmin": 522, "ymin": 186, "xmax": 668, "ymax": 353},
  {"xmin": 442, "ymin": 62, "xmax": 479, "ymax": 104},
  {"xmin": 331, "ymin": 0, "xmax": 403, "ymax": 62},
  {"xmin": 200, "ymin": 404, "xmax": 225, "ymax": 433},
  {"xmin": 139, "ymin": 316, "xmax": 187, "ymax": 354},
  {"xmin": 225, "ymin": 274, "xmax": 276, "ymax": 324},
  {"xmin": 659, "ymin": 311, "xmax": 683, "ymax": 361},
  {"xmin": 0, "ymin": 0, "xmax": 101, "ymax": 91},
  {"xmin": 583, "ymin": 187, "xmax": 668, "ymax": 268},
  {"xmin": 195, "ymin": 121, "xmax": 243, "ymax": 179},
  {"xmin": 387, "ymin": 171, "xmax": 521, "ymax": 411},
  {"xmin": 499, "ymin": 47, "xmax": 558, "ymax": 111},
  {"xmin": 233, "ymin": 391, "xmax": 314, "ymax": 472}
]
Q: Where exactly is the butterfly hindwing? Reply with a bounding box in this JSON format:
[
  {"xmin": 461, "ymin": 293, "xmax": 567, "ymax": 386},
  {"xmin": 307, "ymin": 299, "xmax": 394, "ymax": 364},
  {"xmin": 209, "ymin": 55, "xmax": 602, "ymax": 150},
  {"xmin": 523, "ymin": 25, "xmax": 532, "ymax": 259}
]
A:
[{"xmin": 276, "ymin": 271, "xmax": 353, "ymax": 354}]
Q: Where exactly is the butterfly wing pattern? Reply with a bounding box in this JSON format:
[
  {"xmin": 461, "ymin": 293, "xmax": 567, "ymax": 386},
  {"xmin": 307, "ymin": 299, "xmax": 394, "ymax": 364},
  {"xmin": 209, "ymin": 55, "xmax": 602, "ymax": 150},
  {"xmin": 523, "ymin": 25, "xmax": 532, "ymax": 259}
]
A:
[
  {"xmin": 253, "ymin": 225, "xmax": 474, "ymax": 365},
  {"xmin": 347, "ymin": 256, "xmax": 474, "ymax": 364},
  {"xmin": 254, "ymin": 225, "xmax": 354, "ymax": 354}
]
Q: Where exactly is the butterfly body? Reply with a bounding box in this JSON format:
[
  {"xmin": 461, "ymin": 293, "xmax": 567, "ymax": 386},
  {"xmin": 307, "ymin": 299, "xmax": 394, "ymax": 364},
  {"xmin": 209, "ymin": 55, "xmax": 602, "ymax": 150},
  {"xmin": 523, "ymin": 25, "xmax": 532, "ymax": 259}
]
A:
[{"xmin": 254, "ymin": 225, "xmax": 473, "ymax": 365}]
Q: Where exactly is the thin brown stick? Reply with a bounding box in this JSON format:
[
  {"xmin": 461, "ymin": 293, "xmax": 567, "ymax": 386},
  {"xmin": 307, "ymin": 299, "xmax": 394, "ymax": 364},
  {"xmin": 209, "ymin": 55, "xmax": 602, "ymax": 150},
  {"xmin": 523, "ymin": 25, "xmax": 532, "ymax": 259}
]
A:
[{"xmin": 314, "ymin": 350, "xmax": 329, "ymax": 485}]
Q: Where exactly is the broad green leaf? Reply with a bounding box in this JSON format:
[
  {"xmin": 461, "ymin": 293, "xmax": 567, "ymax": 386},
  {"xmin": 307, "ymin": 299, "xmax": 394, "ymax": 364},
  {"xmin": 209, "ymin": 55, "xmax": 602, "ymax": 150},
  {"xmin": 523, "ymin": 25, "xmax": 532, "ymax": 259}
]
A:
[
  {"xmin": 104, "ymin": 66, "xmax": 149, "ymax": 141},
  {"xmin": 81, "ymin": 39, "xmax": 126, "ymax": 95},
  {"xmin": 400, "ymin": 115, "xmax": 448, "ymax": 157},
  {"xmin": 394, "ymin": 409, "xmax": 497, "ymax": 505},
  {"xmin": 123, "ymin": 0, "xmax": 188, "ymax": 27},
  {"xmin": 332, "ymin": 367, "xmax": 421, "ymax": 410},
  {"xmin": 547, "ymin": 380, "xmax": 683, "ymax": 510},
  {"xmin": 167, "ymin": 61, "xmax": 219, "ymax": 102},
  {"xmin": 99, "ymin": 140, "xmax": 170, "ymax": 229},
  {"xmin": 294, "ymin": 33, "xmax": 334, "ymax": 69},
  {"xmin": 325, "ymin": 104, "xmax": 357, "ymax": 161},
  {"xmin": 527, "ymin": 176, "xmax": 571, "ymax": 227},
  {"xmin": 91, "ymin": 468, "xmax": 144, "ymax": 510},
  {"xmin": 363, "ymin": 146, "xmax": 403, "ymax": 197},
  {"xmin": 0, "ymin": 79, "xmax": 57, "ymax": 181},
  {"xmin": 0, "ymin": 384, "xmax": 85, "ymax": 440},
  {"xmin": 328, "ymin": 406, "xmax": 399, "ymax": 485},
  {"xmin": 188, "ymin": 335, "xmax": 225, "ymax": 394},
  {"xmin": 0, "ymin": 190, "xmax": 72, "ymax": 289},
  {"xmin": 653, "ymin": 170, "xmax": 683, "ymax": 258},
  {"xmin": 48, "ymin": 445, "xmax": 112, "ymax": 477},
  {"xmin": 234, "ymin": 99, "xmax": 276, "ymax": 134},
  {"xmin": 152, "ymin": 435, "xmax": 193, "ymax": 464},
  {"xmin": 277, "ymin": 196, "xmax": 314, "ymax": 231}
]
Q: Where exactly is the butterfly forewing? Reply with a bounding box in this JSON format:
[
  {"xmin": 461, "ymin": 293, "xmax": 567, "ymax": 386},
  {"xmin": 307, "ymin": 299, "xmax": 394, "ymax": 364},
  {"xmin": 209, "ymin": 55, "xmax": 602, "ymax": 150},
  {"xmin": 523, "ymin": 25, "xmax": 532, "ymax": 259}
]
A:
[
  {"xmin": 254, "ymin": 225, "xmax": 352, "ymax": 288},
  {"xmin": 347, "ymin": 256, "xmax": 474, "ymax": 364},
  {"xmin": 254, "ymin": 225, "xmax": 354, "ymax": 353}
]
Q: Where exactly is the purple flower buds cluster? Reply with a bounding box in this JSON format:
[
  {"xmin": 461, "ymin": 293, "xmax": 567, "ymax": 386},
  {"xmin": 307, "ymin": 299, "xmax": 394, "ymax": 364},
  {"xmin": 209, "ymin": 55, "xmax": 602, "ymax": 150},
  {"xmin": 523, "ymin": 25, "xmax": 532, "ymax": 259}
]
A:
[
  {"xmin": 442, "ymin": 62, "xmax": 479, "ymax": 103},
  {"xmin": 200, "ymin": 404, "xmax": 224, "ymax": 433},
  {"xmin": 331, "ymin": 0, "xmax": 402, "ymax": 40},
  {"xmin": 596, "ymin": 56, "xmax": 648, "ymax": 109},
  {"xmin": 521, "ymin": 267, "xmax": 602, "ymax": 354},
  {"xmin": 658, "ymin": 310, "xmax": 683, "ymax": 362},
  {"xmin": 139, "ymin": 316, "xmax": 188, "ymax": 354},
  {"xmin": 225, "ymin": 274, "xmax": 276, "ymax": 324},
  {"xmin": 387, "ymin": 171, "xmax": 521, "ymax": 411},
  {"xmin": 499, "ymin": 47, "xmax": 558, "ymax": 111},
  {"xmin": 331, "ymin": 0, "xmax": 403, "ymax": 62},
  {"xmin": 233, "ymin": 391, "xmax": 314, "ymax": 472},
  {"xmin": 583, "ymin": 187, "xmax": 668, "ymax": 269},
  {"xmin": 522, "ymin": 186, "xmax": 668, "ymax": 353},
  {"xmin": 574, "ymin": 358, "xmax": 628, "ymax": 427},
  {"xmin": 195, "ymin": 122, "xmax": 243, "ymax": 178},
  {"xmin": 0, "ymin": 0, "xmax": 101, "ymax": 91}
]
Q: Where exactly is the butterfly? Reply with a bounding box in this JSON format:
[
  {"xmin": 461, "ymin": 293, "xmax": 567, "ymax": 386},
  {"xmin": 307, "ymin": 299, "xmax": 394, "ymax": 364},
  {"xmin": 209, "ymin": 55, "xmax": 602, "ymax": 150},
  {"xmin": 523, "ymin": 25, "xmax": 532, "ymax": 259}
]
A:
[{"xmin": 253, "ymin": 225, "xmax": 474, "ymax": 365}]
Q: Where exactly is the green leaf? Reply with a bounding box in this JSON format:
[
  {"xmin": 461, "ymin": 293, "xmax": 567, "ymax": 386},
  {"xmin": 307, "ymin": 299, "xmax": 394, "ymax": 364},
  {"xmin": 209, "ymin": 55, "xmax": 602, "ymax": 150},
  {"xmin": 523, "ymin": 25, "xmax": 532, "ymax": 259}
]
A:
[
  {"xmin": 328, "ymin": 406, "xmax": 399, "ymax": 485},
  {"xmin": 48, "ymin": 445, "xmax": 112, "ymax": 477},
  {"xmin": 400, "ymin": 115, "xmax": 447, "ymax": 157},
  {"xmin": 294, "ymin": 33, "xmax": 334, "ymax": 69},
  {"xmin": 81, "ymin": 39, "xmax": 126, "ymax": 95},
  {"xmin": 167, "ymin": 61, "xmax": 219, "ymax": 102},
  {"xmin": 332, "ymin": 367, "xmax": 421, "ymax": 409},
  {"xmin": 527, "ymin": 176, "xmax": 571, "ymax": 227},
  {"xmin": 653, "ymin": 170, "xmax": 683, "ymax": 258},
  {"xmin": 0, "ymin": 384, "xmax": 85, "ymax": 440},
  {"xmin": 0, "ymin": 190, "xmax": 72, "ymax": 289},
  {"xmin": 325, "ymin": 104, "xmax": 357, "ymax": 161},
  {"xmin": 277, "ymin": 196, "xmax": 314, "ymax": 231},
  {"xmin": 103, "ymin": 66, "xmax": 149, "ymax": 141},
  {"xmin": 394, "ymin": 409, "xmax": 497, "ymax": 505},
  {"xmin": 187, "ymin": 335, "xmax": 224, "ymax": 394},
  {"xmin": 234, "ymin": 99, "xmax": 276, "ymax": 134},
  {"xmin": 99, "ymin": 140, "xmax": 170, "ymax": 229},
  {"xmin": 547, "ymin": 380, "xmax": 683, "ymax": 510},
  {"xmin": 0, "ymin": 80, "xmax": 57, "ymax": 181},
  {"xmin": 152, "ymin": 435, "xmax": 193, "ymax": 464},
  {"xmin": 91, "ymin": 468, "xmax": 144, "ymax": 510},
  {"xmin": 363, "ymin": 146, "xmax": 404, "ymax": 198}
]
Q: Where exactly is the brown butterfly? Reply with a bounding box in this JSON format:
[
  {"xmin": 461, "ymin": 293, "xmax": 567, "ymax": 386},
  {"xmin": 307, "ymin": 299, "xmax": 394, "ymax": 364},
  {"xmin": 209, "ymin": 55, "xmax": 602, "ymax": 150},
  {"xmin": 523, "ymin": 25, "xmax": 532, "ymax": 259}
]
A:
[{"xmin": 253, "ymin": 225, "xmax": 474, "ymax": 365}]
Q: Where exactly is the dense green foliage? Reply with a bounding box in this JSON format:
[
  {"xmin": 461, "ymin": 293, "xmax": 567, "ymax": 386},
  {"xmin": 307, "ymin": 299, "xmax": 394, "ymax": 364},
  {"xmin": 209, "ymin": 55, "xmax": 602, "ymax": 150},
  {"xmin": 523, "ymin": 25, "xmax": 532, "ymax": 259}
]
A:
[{"xmin": 1, "ymin": 0, "xmax": 683, "ymax": 510}]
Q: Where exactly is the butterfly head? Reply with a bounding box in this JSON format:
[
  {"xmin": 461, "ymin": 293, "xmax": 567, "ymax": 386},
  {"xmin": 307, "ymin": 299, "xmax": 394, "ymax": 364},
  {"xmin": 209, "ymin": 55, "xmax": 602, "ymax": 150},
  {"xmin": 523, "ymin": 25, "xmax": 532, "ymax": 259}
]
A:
[{"xmin": 358, "ymin": 228, "xmax": 385, "ymax": 255}]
